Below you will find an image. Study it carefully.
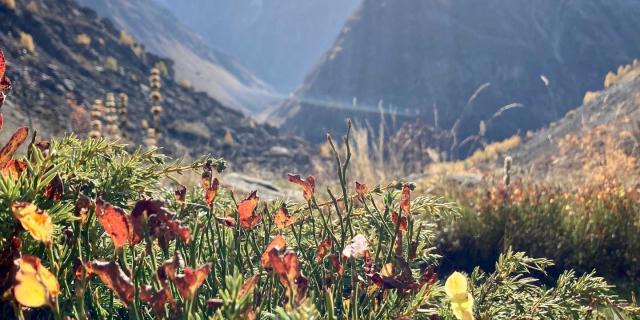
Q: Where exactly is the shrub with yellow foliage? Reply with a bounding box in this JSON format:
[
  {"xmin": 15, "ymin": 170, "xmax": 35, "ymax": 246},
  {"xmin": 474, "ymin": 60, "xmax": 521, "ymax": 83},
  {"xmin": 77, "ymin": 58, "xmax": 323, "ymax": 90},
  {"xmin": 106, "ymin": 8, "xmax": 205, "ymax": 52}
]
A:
[{"xmin": 19, "ymin": 31, "xmax": 36, "ymax": 53}]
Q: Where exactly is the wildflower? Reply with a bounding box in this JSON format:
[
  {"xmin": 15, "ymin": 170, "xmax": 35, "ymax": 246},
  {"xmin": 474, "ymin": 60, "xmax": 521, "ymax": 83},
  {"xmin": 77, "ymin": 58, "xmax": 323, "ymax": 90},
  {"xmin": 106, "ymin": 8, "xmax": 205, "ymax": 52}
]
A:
[
  {"xmin": 342, "ymin": 234, "xmax": 368, "ymax": 258},
  {"xmin": 11, "ymin": 202, "xmax": 53, "ymax": 244},
  {"xmin": 355, "ymin": 181, "xmax": 368, "ymax": 199},
  {"xmin": 445, "ymin": 272, "xmax": 474, "ymax": 320},
  {"xmin": 391, "ymin": 211, "xmax": 408, "ymax": 232},
  {"xmin": 159, "ymin": 254, "xmax": 211, "ymax": 300},
  {"xmin": 13, "ymin": 256, "xmax": 60, "ymax": 308}
]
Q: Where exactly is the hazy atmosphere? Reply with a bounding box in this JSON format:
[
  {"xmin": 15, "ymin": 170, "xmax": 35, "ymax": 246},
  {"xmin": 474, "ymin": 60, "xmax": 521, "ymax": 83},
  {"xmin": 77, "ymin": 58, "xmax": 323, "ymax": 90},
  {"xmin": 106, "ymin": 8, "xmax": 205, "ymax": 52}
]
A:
[{"xmin": 0, "ymin": 0, "xmax": 639, "ymax": 319}]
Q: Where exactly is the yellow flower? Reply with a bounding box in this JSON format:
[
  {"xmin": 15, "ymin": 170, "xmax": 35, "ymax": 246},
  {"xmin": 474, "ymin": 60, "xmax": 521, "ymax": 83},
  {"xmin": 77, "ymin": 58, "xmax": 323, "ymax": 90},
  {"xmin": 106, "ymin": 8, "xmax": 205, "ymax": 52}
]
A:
[
  {"xmin": 11, "ymin": 202, "xmax": 53, "ymax": 244},
  {"xmin": 13, "ymin": 256, "xmax": 60, "ymax": 308},
  {"xmin": 445, "ymin": 272, "xmax": 474, "ymax": 320}
]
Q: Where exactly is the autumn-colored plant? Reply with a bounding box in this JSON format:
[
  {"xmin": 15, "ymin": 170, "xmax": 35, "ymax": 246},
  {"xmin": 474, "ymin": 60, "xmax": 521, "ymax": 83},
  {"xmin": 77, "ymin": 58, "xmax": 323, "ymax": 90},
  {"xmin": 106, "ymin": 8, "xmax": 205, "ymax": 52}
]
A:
[{"xmin": 0, "ymin": 50, "xmax": 638, "ymax": 320}]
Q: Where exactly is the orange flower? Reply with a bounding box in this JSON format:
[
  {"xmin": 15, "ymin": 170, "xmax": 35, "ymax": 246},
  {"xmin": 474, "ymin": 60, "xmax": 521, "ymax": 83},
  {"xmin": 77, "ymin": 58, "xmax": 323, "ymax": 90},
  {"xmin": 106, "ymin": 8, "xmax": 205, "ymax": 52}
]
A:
[
  {"xmin": 11, "ymin": 202, "xmax": 53, "ymax": 244},
  {"xmin": 13, "ymin": 256, "xmax": 60, "ymax": 308}
]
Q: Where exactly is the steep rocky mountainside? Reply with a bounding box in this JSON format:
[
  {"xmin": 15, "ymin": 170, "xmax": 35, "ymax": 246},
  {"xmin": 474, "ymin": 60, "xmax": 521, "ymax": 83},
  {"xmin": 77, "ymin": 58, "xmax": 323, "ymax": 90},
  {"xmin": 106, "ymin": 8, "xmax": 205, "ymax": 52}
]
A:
[
  {"xmin": 272, "ymin": 0, "xmax": 640, "ymax": 149},
  {"xmin": 0, "ymin": 0, "xmax": 310, "ymax": 172},
  {"xmin": 76, "ymin": 0, "xmax": 275, "ymax": 115},
  {"xmin": 160, "ymin": 0, "xmax": 362, "ymax": 92},
  {"xmin": 507, "ymin": 60, "xmax": 640, "ymax": 181}
]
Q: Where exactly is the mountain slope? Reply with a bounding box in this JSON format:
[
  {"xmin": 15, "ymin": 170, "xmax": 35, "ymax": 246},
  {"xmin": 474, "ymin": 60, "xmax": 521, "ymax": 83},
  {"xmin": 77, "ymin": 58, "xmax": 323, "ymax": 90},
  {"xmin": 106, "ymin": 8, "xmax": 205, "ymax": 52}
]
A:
[
  {"xmin": 272, "ymin": 0, "xmax": 640, "ymax": 147},
  {"xmin": 160, "ymin": 0, "xmax": 362, "ymax": 93},
  {"xmin": 0, "ymin": 0, "xmax": 309, "ymax": 172},
  {"xmin": 76, "ymin": 0, "xmax": 276, "ymax": 114}
]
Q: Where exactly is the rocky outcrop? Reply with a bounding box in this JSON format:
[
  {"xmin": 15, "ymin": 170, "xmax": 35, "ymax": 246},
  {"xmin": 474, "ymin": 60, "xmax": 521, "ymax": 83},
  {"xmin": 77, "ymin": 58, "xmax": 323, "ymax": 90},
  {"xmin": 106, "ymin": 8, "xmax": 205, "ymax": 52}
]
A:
[
  {"xmin": 272, "ymin": 0, "xmax": 640, "ymax": 155},
  {"xmin": 76, "ymin": 0, "xmax": 275, "ymax": 115},
  {"xmin": 0, "ymin": 0, "xmax": 310, "ymax": 172}
]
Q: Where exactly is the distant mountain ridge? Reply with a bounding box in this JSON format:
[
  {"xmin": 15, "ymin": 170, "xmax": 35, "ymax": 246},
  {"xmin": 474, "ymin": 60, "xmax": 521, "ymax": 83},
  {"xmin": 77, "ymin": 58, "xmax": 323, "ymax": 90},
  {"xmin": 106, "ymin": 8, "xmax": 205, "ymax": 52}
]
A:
[
  {"xmin": 76, "ymin": 0, "xmax": 277, "ymax": 115},
  {"xmin": 159, "ymin": 0, "xmax": 362, "ymax": 93},
  {"xmin": 272, "ymin": 0, "xmax": 640, "ymax": 150}
]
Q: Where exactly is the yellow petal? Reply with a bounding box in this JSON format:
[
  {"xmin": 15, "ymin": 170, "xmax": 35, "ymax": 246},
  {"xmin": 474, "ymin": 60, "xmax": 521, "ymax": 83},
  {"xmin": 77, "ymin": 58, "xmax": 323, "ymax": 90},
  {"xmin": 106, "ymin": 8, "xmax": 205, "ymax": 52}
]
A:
[
  {"xmin": 14, "ymin": 274, "xmax": 48, "ymax": 307},
  {"xmin": 11, "ymin": 202, "xmax": 53, "ymax": 243},
  {"xmin": 445, "ymin": 272, "xmax": 468, "ymax": 298},
  {"xmin": 451, "ymin": 293, "xmax": 474, "ymax": 320},
  {"xmin": 13, "ymin": 256, "xmax": 60, "ymax": 308},
  {"xmin": 381, "ymin": 263, "xmax": 394, "ymax": 277}
]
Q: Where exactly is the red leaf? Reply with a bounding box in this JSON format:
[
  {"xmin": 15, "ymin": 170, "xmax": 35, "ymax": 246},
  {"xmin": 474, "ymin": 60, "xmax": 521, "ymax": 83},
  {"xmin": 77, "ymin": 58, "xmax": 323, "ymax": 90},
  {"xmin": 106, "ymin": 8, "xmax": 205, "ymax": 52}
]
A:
[
  {"xmin": 238, "ymin": 191, "xmax": 260, "ymax": 229},
  {"xmin": 95, "ymin": 198, "xmax": 132, "ymax": 248},
  {"xmin": 328, "ymin": 255, "xmax": 344, "ymax": 277},
  {"xmin": 267, "ymin": 250, "xmax": 308, "ymax": 305},
  {"xmin": 315, "ymin": 238, "xmax": 332, "ymax": 263},
  {"xmin": 274, "ymin": 204, "xmax": 295, "ymax": 230},
  {"xmin": 172, "ymin": 264, "xmax": 211, "ymax": 300},
  {"xmin": 355, "ymin": 181, "xmax": 368, "ymax": 198},
  {"xmin": 174, "ymin": 185, "xmax": 186, "ymax": 203},
  {"xmin": 214, "ymin": 216, "xmax": 236, "ymax": 228},
  {"xmin": 74, "ymin": 194, "xmax": 92, "ymax": 225},
  {"xmin": 261, "ymin": 235, "xmax": 286, "ymax": 269},
  {"xmin": 287, "ymin": 174, "xmax": 315, "ymax": 201},
  {"xmin": 1, "ymin": 159, "xmax": 26, "ymax": 180},
  {"xmin": 0, "ymin": 127, "xmax": 28, "ymax": 167},
  {"xmin": 204, "ymin": 177, "xmax": 219, "ymax": 207},
  {"xmin": 86, "ymin": 260, "xmax": 137, "ymax": 305},
  {"xmin": 0, "ymin": 49, "xmax": 5, "ymax": 80},
  {"xmin": 239, "ymin": 274, "xmax": 259, "ymax": 297},
  {"xmin": 391, "ymin": 211, "xmax": 408, "ymax": 232},
  {"xmin": 132, "ymin": 199, "xmax": 191, "ymax": 244},
  {"xmin": 43, "ymin": 174, "xmax": 64, "ymax": 201},
  {"xmin": 399, "ymin": 184, "xmax": 411, "ymax": 216}
]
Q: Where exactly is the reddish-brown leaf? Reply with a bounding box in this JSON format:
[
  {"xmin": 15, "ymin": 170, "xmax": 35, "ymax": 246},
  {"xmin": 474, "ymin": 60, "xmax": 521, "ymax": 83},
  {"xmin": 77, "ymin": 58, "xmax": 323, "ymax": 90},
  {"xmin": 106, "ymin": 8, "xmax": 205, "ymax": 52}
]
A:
[
  {"xmin": 144, "ymin": 285, "xmax": 175, "ymax": 317},
  {"xmin": 287, "ymin": 174, "xmax": 315, "ymax": 201},
  {"xmin": 238, "ymin": 191, "xmax": 260, "ymax": 229},
  {"xmin": 239, "ymin": 274, "xmax": 259, "ymax": 297},
  {"xmin": 268, "ymin": 250, "xmax": 308, "ymax": 305},
  {"xmin": 95, "ymin": 198, "xmax": 131, "ymax": 248},
  {"xmin": 43, "ymin": 174, "xmax": 64, "ymax": 201},
  {"xmin": 74, "ymin": 194, "xmax": 92, "ymax": 225},
  {"xmin": 0, "ymin": 49, "xmax": 5, "ymax": 81},
  {"xmin": 0, "ymin": 127, "xmax": 28, "ymax": 167},
  {"xmin": 174, "ymin": 185, "xmax": 186, "ymax": 203},
  {"xmin": 274, "ymin": 204, "xmax": 295, "ymax": 230},
  {"xmin": 399, "ymin": 184, "xmax": 411, "ymax": 216},
  {"xmin": 214, "ymin": 216, "xmax": 236, "ymax": 228},
  {"xmin": 1, "ymin": 159, "xmax": 26, "ymax": 180},
  {"xmin": 391, "ymin": 211, "xmax": 408, "ymax": 232},
  {"xmin": 261, "ymin": 235, "xmax": 286, "ymax": 269},
  {"xmin": 355, "ymin": 181, "xmax": 368, "ymax": 199},
  {"xmin": 86, "ymin": 260, "xmax": 137, "ymax": 305},
  {"xmin": 315, "ymin": 239, "xmax": 332, "ymax": 263},
  {"xmin": 328, "ymin": 254, "xmax": 344, "ymax": 277},
  {"xmin": 342, "ymin": 234, "xmax": 368, "ymax": 258},
  {"xmin": 204, "ymin": 177, "xmax": 219, "ymax": 207},
  {"xmin": 172, "ymin": 264, "xmax": 211, "ymax": 300},
  {"xmin": 158, "ymin": 253, "xmax": 182, "ymax": 283},
  {"xmin": 132, "ymin": 199, "xmax": 191, "ymax": 244}
]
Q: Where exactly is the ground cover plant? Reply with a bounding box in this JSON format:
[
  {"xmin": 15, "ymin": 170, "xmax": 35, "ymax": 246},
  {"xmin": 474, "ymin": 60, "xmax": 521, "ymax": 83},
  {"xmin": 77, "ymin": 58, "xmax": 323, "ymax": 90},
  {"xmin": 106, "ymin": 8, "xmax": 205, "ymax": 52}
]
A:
[{"xmin": 0, "ymin": 50, "xmax": 638, "ymax": 320}]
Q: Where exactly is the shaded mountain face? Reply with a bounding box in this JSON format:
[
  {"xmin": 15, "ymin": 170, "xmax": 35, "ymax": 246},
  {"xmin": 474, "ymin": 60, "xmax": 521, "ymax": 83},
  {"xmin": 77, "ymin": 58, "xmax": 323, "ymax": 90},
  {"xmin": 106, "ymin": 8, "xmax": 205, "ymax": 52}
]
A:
[
  {"xmin": 0, "ymin": 0, "xmax": 310, "ymax": 172},
  {"xmin": 76, "ymin": 0, "xmax": 277, "ymax": 115},
  {"xmin": 159, "ymin": 0, "xmax": 362, "ymax": 93},
  {"xmin": 272, "ymin": 0, "xmax": 640, "ymax": 151}
]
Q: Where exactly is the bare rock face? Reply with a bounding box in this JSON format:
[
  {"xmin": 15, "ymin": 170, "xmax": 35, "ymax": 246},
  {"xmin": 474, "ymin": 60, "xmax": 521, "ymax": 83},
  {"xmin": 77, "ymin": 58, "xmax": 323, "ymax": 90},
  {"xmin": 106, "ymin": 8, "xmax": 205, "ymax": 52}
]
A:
[
  {"xmin": 0, "ymin": 0, "xmax": 310, "ymax": 172},
  {"xmin": 272, "ymin": 0, "xmax": 640, "ymax": 156}
]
